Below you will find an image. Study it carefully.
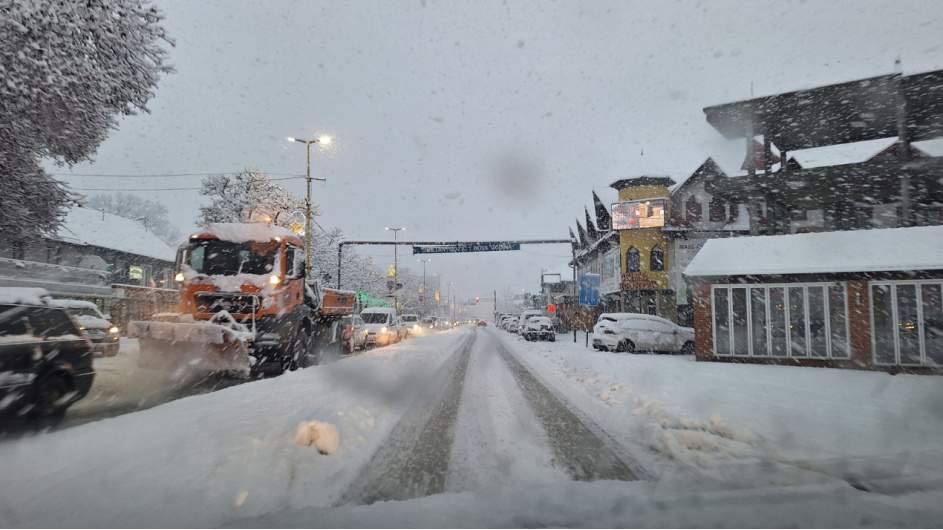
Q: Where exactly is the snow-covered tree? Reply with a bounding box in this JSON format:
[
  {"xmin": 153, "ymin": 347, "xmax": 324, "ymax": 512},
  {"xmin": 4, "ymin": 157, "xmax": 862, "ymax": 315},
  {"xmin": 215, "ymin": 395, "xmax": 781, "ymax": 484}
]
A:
[
  {"xmin": 0, "ymin": 0, "xmax": 173, "ymax": 241},
  {"xmin": 86, "ymin": 193, "xmax": 183, "ymax": 245},
  {"xmin": 0, "ymin": 151, "xmax": 70, "ymax": 242},
  {"xmin": 197, "ymin": 169, "xmax": 305, "ymax": 227}
]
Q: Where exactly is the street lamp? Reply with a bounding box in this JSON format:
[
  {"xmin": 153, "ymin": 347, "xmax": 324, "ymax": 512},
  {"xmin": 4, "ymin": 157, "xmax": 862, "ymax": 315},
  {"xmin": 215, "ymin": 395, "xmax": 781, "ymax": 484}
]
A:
[
  {"xmin": 385, "ymin": 226, "xmax": 405, "ymax": 310},
  {"xmin": 286, "ymin": 135, "xmax": 333, "ymax": 277}
]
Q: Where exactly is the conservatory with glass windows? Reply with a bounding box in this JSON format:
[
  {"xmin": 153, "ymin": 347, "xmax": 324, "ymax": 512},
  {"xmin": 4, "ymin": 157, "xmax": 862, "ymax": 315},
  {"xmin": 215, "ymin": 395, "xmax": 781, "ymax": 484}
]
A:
[{"xmin": 684, "ymin": 225, "xmax": 943, "ymax": 373}]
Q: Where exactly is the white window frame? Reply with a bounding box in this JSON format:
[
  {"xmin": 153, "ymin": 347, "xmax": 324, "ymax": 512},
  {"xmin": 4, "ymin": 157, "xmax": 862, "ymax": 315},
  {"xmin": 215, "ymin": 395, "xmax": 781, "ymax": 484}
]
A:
[
  {"xmin": 869, "ymin": 279, "xmax": 943, "ymax": 367},
  {"xmin": 711, "ymin": 281, "xmax": 850, "ymax": 359}
]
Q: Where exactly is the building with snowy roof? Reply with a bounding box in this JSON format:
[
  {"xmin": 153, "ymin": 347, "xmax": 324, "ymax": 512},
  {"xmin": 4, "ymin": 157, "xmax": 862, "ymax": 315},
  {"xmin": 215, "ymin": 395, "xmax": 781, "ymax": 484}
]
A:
[
  {"xmin": 0, "ymin": 206, "xmax": 178, "ymax": 298},
  {"xmin": 684, "ymin": 225, "xmax": 943, "ymax": 373}
]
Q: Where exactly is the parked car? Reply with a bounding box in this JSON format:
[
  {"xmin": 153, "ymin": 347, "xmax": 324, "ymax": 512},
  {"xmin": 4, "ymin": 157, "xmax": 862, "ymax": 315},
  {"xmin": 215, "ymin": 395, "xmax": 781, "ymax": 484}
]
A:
[
  {"xmin": 505, "ymin": 317, "xmax": 519, "ymax": 333},
  {"xmin": 50, "ymin": 299, "xmax": 119, "ymax": 356},
  {"xmin": 523, "ymin": 316, "xmax": 555, "ymax": 341},
  {"xmin": 0, "ymin": 289, "xmax": 95, "ymax": 419},
  {"xmin": 421, "ymin": 316, "xmax": 438, "ymax": 330},
  {"xmin": 360, "ymin": 307, "xmax": 399, "ymax": 347},
  {"xmin": 477, "ymin": 319, "xmax": 487, "ymax": 327},
  {"xmin": 592, "ymin": 313, "xmax": 695, "ymax": 354},
  {"xmin": 339, "ymin": 314, "xmax": 367, "ymax": 353},
  {"xmin": 517, "ymin": 310, "xmax": 543, "ymax": 333},
  {"xmin": 401, "ymin": 313, "xmax": 421, "ymax": 336}
]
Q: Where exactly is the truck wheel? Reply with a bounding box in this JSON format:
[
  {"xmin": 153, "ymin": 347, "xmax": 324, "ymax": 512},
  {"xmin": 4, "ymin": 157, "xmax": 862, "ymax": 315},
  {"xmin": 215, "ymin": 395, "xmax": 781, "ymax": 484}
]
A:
[{"xmin": 288, "ymin": 326, "xmax": 309, "ymax": 371}]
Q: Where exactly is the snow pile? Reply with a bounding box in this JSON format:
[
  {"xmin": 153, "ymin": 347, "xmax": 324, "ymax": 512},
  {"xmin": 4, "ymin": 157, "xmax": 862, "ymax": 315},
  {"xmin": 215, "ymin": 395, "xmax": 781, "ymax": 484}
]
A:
[
  {"xmin": 293, "ymin": 420, "xmax": 340, "ymax": 455},
  {"xmin": 73, "ymin": 315, "xmax": 112, "ymax": 330},
  {"xmin": 0, "ymin": 287, "xmax": 49, "ymax": 305},
  {"xmin": 686, "ymin": 224, "xmax": 943, "ymax": 277},
  {"xmin": 507, "ymin": 334, "xmax": 943, "ymax": 472},
  {"xmin": 47, "ymin": 298, "xmax": 99, "ymax": 310},
  {"xmin": 201, "ymin": 223, "xmax": 296, "ymax": 243}
]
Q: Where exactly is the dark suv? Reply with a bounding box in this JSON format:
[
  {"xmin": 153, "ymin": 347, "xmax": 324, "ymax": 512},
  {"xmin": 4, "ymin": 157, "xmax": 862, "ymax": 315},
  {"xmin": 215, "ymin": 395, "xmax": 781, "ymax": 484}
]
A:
[{"xmin": 0, "ymin": 302, "xmax": 95, "ymax": 419}]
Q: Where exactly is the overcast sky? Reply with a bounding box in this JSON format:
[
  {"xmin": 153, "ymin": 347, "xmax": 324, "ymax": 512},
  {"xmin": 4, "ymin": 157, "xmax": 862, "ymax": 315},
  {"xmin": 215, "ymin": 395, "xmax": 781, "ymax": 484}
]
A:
[{"xmin": 49, "ymin": 0, "xmax": 943, "ymax": 301}]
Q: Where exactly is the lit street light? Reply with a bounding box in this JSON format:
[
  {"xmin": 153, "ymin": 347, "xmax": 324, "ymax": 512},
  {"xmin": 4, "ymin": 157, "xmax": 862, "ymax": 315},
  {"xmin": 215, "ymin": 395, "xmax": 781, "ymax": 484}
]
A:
[
  {"xmin": 286, "ymin": 135, "xmax": 332, "ymax": 277},
  {"xmin": 385, "ymin": 226, "xmax": 405, "ymax": 310}
]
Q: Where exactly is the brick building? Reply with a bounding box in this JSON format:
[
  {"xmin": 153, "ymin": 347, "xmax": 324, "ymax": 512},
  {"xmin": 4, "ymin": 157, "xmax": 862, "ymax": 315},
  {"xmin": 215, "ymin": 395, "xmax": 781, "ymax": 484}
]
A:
[{"xmin": 685, "ymin": 226, "xmax": 943, "ymax": 373}]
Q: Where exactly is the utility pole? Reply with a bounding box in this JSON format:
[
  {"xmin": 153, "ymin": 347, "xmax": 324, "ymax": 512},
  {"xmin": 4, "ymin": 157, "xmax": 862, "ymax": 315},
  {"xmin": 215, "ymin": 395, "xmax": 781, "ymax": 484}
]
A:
[
  {"xmin": 418, "ymin": 258, "xmax": 430, "ymax": 316},
  {"xmin": 385, "ymin": 227, "xmax": 405, "ymax": 311},
  {"xmin": 286, "ymin": 135, "xmax": 332, "ymax": 277},
  {"xmin": 571, "ymin": 238, "xmax": 578, "ymax": 343}
]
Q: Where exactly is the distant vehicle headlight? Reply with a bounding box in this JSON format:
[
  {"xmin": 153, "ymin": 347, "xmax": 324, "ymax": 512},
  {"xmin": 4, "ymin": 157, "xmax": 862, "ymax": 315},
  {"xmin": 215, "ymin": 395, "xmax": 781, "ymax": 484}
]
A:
[
  {"xmin": 109, "ymin": 326, "xmax": 119, "ymax": 334},
  {"xmin": 413, "ymin": 324, "xmax": 419, "ymax": 330}
]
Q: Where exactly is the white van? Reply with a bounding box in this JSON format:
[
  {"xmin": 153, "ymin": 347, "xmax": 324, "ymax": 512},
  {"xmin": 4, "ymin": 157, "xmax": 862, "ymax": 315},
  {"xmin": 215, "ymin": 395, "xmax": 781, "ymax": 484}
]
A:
[{"xmin": 360, "ymin": 307, "xmax": 399, "ymax": 347}]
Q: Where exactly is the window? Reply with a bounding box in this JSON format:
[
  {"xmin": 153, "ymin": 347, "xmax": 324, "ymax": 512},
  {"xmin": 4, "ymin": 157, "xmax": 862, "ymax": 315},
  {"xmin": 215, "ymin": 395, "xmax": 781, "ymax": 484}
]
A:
[
  {"xmin": 0, "ymin": 305, "xmax": 31, "ymax": 336},
  {"xmin": 650, "ymin": 246, "xmax": 664, "ymax": 272},
  {"xmin": 871, "ymin": 280, "xmax": 943, "ymax": 367},
  {"xmin": 712, "ymin": 282, "xmax": 849, "ymax": 359},
  {"xmin": 627, "ymin": 247, "xmax": 640, "ymax": 272},
  {"xmin": 685, "ymin": 196, "xmax": 702, "ymax": 222},
  {"xmin": 709, "ymin": 197, "xmax": 726, "ymax": 222},
  {"xmin": 713, "ymin": 288, "xmax": 729, "ymax": 355},
  {"xmin": 729, "ymin": 203, "xmax": 740, "ymax": 221}
]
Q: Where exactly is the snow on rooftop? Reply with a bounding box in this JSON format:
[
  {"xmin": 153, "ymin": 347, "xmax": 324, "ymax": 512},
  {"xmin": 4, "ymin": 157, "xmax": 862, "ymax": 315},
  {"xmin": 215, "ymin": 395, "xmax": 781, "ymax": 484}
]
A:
[
  {"xmin": 201, "ymin": 223, "xmax": 296, "ymax": 243},
  {"xmin": 54, "ymin": 207, "xmax": 177, "ymax": 262},
  {"xmin": 685, "ymin": 225, "xmax": 943, "ymax": 277},
  {"xmin": 788, "ymin": 137, "xmax": 896, "ymax": 169}
]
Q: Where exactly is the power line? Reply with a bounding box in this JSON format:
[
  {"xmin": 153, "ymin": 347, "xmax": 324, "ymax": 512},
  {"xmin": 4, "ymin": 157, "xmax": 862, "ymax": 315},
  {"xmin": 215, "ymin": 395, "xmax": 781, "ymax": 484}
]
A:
[
  {"xmin": 67, "ymin": 176, "xmax": 305, "ymax": 192},
  {"xmin": 51, "ymin": 171, "xmax": 304, "ymax": 178}
]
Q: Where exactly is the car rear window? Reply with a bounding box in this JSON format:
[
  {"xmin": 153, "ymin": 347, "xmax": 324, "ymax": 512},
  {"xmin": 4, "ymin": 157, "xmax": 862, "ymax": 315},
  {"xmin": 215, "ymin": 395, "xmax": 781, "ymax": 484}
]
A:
[{"xmin": 29, "ymin": 308, "xmax": 80, "ymax": 337}]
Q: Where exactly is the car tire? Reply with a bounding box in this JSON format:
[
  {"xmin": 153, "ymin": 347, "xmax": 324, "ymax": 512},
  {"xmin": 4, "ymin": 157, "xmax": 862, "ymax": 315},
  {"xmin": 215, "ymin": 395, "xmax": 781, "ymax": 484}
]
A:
[
  {"xmin": 681, "ymin": 341, "xmax": 695, "ymax": 355},
  {"xmin": 30, "ymin": 372, "xmax": 71, "ymax": 420},
  {"xmin": 617, "ymin": 339, "xmax": 635, "ymax": 353},
  {"xmin": 549, "ymin": 334, "xmax": 556, "ymax": 342}
]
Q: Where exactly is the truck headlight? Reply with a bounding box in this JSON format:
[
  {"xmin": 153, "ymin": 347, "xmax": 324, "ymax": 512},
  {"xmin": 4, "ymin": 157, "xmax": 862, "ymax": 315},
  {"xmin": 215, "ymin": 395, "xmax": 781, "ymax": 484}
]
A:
[
  {"xmin": 380, "ymin": 326, "xmax": 387, "ymax": 333},
  {"xmin": 269, "ymin": 274, "xmax": 281, "ymax": 285}
]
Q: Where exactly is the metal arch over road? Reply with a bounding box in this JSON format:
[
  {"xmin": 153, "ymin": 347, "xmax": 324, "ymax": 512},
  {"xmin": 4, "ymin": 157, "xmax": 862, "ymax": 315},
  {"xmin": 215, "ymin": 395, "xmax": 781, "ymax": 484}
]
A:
[{"xmin": 336, "ymin": 238, "xmax": 573, "ymax": 290}]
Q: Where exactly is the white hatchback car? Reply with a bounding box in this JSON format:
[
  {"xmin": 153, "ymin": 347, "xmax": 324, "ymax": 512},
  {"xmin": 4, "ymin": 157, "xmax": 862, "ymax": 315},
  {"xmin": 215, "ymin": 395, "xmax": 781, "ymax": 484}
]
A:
[{"xmin": 592, "ymin": 313, "xmax": 694, "ymax": 354}]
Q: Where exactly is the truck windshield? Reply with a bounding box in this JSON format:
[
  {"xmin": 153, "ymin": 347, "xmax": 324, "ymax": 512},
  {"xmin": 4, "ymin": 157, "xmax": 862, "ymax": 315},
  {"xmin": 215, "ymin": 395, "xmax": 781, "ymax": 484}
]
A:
[{"xmin": 184, "ymin": 239, "xmax": 277, "ymax": 276}]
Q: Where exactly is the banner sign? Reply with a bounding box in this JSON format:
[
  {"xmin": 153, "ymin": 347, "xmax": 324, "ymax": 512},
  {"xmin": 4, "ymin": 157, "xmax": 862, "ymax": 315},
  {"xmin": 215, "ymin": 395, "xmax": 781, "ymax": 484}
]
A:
[
  {"xmin": 579, "ymin": 273, "xmax": 601, "ymax": 307},
  {"xmin": 413, "ymin": 242, "xmax": 521, "ymax": 254}
]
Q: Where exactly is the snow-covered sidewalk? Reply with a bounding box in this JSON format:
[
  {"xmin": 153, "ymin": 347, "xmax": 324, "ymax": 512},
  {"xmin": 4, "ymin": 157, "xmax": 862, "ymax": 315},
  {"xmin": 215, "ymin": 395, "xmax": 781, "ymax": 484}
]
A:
[
  {"xmin": 504, "ymin": 331, "xmax": 943, "ymax": 476},
  {"xmin": 0, "ymin": 330, "xmax": 471, "ymax": 528}
]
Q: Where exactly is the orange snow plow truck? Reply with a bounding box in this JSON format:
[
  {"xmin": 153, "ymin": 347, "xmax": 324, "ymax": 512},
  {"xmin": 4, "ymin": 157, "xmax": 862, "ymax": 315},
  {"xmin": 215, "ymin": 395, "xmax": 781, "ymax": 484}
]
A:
[{"xmin": 128, "ymin": 223, "xmax": 355, "ymax": 377}]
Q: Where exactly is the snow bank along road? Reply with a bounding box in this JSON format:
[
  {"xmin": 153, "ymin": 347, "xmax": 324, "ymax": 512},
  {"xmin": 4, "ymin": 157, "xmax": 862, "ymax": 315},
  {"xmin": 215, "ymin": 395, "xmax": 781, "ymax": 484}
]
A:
[{"xmin": 3, "ymin": 327, "xmax": 943, "ymax": 527}]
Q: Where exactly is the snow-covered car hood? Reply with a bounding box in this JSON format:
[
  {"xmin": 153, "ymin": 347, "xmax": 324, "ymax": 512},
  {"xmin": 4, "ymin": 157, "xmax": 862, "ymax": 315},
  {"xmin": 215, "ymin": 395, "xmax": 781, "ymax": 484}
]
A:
[
  {"xmin": 74, "ymin": 315, "xmax": 112, "ymax": 330},
  {"xmin": 678, "ymin": 326, "xmax": 695, "ymax": 340}
]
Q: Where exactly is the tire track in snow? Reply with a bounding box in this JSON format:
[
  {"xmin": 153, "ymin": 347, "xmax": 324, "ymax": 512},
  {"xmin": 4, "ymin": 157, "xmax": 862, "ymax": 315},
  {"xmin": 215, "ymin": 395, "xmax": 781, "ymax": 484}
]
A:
[
  {"xmin": 339, "ymin": 331, "xmax": 476, "ymax": 505},
  {"xmin": 491, "ymin": 331, "xmax": 643, "ymax": 482}
]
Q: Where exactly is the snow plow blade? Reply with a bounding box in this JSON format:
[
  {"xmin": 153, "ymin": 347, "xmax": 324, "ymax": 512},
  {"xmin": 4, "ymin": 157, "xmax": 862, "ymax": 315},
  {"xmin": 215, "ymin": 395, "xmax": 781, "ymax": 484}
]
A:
[{"xmin": 128, "ymin": 316, "xmax": 251, "ymax": 377}]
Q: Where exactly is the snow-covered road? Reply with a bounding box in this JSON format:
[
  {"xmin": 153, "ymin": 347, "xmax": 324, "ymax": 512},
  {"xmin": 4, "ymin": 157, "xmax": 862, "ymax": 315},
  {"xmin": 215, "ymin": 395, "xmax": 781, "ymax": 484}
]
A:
[{"xmin": 2, "ymin": 326, "xmax": 943, "ymax": 527}]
